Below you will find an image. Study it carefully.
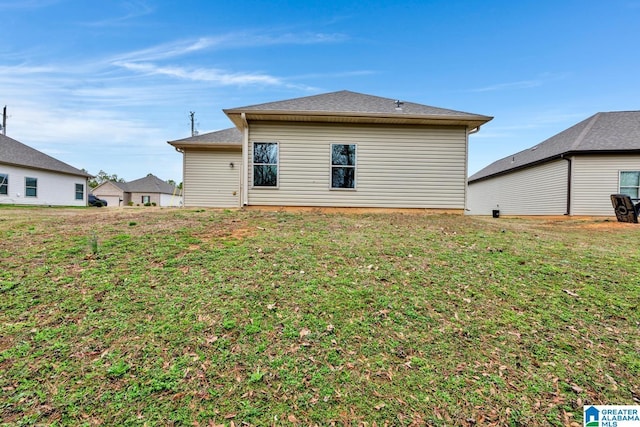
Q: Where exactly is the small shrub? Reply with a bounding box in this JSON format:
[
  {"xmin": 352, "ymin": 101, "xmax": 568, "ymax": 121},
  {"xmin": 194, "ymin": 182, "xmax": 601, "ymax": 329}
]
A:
[
  {"xmin": 88, "ymin": 232, "xmax": 98, "ymax": 255},
  {"xmin": 222, "ymin": 318, "xmax": 236, "ymax": 330},
  {"xmin": 248, "ymin": 368, "xmax": 265, "ymax": 383},
  {"xmin": 107, "ymin": 360, "xmax": 130, "ymax": 378}
]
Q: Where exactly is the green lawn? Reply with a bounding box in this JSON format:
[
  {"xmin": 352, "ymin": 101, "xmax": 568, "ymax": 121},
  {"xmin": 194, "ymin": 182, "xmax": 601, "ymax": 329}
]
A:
[{"xmin": 1, "ymin": 207, "xmax": 638, "ymax": 426}]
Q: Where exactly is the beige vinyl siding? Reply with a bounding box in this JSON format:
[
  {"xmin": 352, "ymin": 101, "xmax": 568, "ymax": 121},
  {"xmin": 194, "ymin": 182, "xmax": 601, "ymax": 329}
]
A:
[
  {"xmin": 184, "ymin": 148, "xmax": 242, "ymax": 207},
  {"xmin": 92, "ymin": 181, "xmax": 124, "ymax": 207},
  {"xmin": 467, "ymin": 159, "xmax": 568, "ymax": 215},
  {"xmin": 247, "ymin": 122, "xmax": 468, "ymax": 208},
  {"xmin": 571, "ymin": 154, "xmax": 640, "ymax": 216}
]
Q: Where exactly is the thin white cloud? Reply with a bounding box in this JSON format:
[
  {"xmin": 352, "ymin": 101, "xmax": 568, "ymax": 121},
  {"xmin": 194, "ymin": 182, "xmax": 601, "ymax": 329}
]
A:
[
  {"xmin": 470, "ymin": 79, "xmax": 543, "ymax": 93},
  {"xmin": 0, "ymin": 64, "xmax": 58, "ymax": 75},
  {"xmin": 469, "ymin": 73, "xmax": 571, "ymax": 93},
  {"xmin": 109, "ymin": 31, "xmax": 348, "ymax": 63},
  {"xmin": 109, "ymin": 37, "xmax": 229, "ymax": 63},
  {"xmin": 248, "ymin": 32, "xmax": 348, "ymax": 45},
  {"xmin": 82, "ymin": 0, "xmax": 154, "ymax": 27},
  {"xmin": 470, "ymin": 110, "xmax": 588, "ymax": 139},
  {"xmin": 114, "ymin": 62, "xmax": 284, "ymax": 86},
  {"xmin": 291, "ymin": 70, "xmax": 377, "ymax": 79}
]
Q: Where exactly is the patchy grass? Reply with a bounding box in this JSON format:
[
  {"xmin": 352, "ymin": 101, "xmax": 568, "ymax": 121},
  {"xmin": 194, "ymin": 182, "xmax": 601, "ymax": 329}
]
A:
[{"xmin": 0, "ymin": 208, "xmax": 639, "ymax": 426}]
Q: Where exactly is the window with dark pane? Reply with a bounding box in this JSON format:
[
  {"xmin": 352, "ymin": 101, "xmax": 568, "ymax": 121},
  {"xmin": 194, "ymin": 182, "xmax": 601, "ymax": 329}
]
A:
[
  {"xmin": 331, "ymin": 144, "xmax": 356, "ymax": 189},
  {"xmin": 0, "ymin": 174, "xmax": 7, "ymax": 195},
  {"xmin": 25, "ymin": 177, "xmax": 37, "ymax": 197},
  {"xmin": 253, "ymin": 142, "xmax": 278, "ymax": 187},
  {"xmin": 75, "ymin": 183, "xmax": 84, "ymax": 200}
]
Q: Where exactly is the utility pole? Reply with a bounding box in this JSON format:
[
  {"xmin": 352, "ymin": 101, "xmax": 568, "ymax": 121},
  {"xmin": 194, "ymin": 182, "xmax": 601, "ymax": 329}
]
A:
[
  {"xmin": 189, "ymin": 111, "xmax": 196, "ymax": 137},
  {"xmin": 1, "ymin": 106, "xmax": 6, "ymax": 136}
]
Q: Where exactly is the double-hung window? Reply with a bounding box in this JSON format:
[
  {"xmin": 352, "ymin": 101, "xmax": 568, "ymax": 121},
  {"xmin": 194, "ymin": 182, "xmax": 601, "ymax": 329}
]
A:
[
  {"xmin": 253, "ymin": 142, "xmax": 278, "ymax": 187},
  {"xmin": 25, "ymin": 177, "xmax": 37, "ymax": 197},
  {"xmin": 620, "ymin": 171, "xmax": 640, "ymax": 200},
  {"xmin": 331, "ymin": 144, "xmax": 356, "ymax": 189},
  {"xmin": 75, "ymin": 183, "xmax": 84, "ymax": 200},
  {"xmin": 0, "ymin": 173, "xmax": 7, "ymax": 195}
]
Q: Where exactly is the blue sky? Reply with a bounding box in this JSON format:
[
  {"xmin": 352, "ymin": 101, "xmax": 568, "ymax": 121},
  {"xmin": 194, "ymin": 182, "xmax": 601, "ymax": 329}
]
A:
[{"xmin": 2, "ymin": 0, "xmax": 639, "ymax": 183}]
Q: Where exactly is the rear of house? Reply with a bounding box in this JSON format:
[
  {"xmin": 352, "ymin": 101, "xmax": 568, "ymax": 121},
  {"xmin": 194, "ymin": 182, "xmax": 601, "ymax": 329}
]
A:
[
  {"xmin": 170, "ymin": 90, "xmax": 492, "ymax": 210},
  {"xmin": 243, "ymin": 121, "xmax": 469, "ymax": 208}
]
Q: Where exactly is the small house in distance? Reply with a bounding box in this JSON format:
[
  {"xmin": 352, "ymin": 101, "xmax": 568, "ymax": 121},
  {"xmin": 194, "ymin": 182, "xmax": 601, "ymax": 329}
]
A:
[
  {"xmin": 467, "ymin": 111, "xmax": 640, "ymax": 216},
  {"xmin": 168, "ymin": 90, "xmax": 492, "ymax": 210},
  {"xmin": 0, "ymin": 134, "xmax": 91, "ymax": 206},
  {"xmin": 92, "ymin": 173, "xmax": 182, "ymax": 207}
]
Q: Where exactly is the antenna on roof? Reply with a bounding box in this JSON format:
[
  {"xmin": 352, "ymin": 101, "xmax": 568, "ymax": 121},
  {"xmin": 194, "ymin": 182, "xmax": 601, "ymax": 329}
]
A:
[
  {"xmin": 1, "ymin": 106, "xmax": 6, "ymax": 136},
  {"xmin": 395, "ymin": 100, "xmax": 404, "ymax": 110},
  {"xmin": 189, "ymin": 111, "xmax": 199, "ymax": 137}
]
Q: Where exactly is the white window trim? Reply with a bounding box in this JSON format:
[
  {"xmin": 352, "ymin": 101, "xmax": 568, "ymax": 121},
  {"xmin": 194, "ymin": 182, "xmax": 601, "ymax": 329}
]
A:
[
  {"xmin": 0, "ymin": 173, "xmax": 8, "ymax": 196},
  {"xmin": 619, "ymin": 170, "xmax": 640, "ymax": 201},
  {"xmin": 329, "ymin": 143, "xmax": 357, "ymax": 191},
  {"xmin": 25, "ymin": 177, "xmax": 37, "ymax": 198},
  {"xmin": 75, "ymin": 183, "xmax": 84, "ymax": 200},
  {"xmin": 251, "ymin": 141, "xmax": 279, "ymax": 189}
]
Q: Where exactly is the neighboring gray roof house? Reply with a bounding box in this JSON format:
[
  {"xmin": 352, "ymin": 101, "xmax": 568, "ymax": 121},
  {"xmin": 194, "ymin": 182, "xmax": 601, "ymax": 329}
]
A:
[
  {"xmin": 126, "ymin": 173, "xmax": 178, "ymax": 194},
  {"xmin": 1, "ymin": 134, "xmax": 91, "ymax": 177},
  {"xmin": 467, "ymin": 111, "xmax": 640, "ymax": 216},
  {"xmin": 169, "ymin": 90, "xmax": 492, "ymax": 209},
  {"xmin": 92, "ymin": 173, "xmax": 182, "ymax": 207}
]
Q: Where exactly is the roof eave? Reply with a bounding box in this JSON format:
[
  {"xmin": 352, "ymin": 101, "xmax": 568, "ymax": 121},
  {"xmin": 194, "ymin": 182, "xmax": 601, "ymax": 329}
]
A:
[
  {"xmin": 167, "ymin": 141, "xmax": 242, "ymax": 149},
  {"xmin": 0, "ymin": 160, "xmax": 92, "ymax": 178},
  {"xmin": 223, "ymin": 109, "xmax": 493, "ymax": 129}
]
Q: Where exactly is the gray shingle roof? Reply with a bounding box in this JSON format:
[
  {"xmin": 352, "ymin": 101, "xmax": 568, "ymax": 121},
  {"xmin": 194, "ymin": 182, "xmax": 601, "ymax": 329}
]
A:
[
  {"xmin": 167, "ymin": 127, "xmax": 242, "ymax": 148},
  {"xmin": 468, "ymin": 111, "xmax": 640, "ymax": 183},
  {"xmin": 124, "ymin": 173, "xmax": 178, "ymax": 194},
  {"xmin": 225, "ymin": 90, "xmax": 481, "ymax": 117},
  {"xmin": 0, "ymin": 134, "xmax": 91, "ymax": 177},
  {"xmin": 223, "ymin": 90, "xmax": 492, "ymax": 128}
]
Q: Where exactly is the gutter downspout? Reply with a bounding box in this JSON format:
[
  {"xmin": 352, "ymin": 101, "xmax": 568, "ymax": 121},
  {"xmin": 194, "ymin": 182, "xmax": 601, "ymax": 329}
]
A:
[
  {"xmin": 241, "ymin": 113, "xmax": 249, "ymax": 207},
  {"xmin": 561, "ymin": 155, "xmax": 572, "ymax": 215},
  {"xmin": 464, "ymin": 126, "xmax": 481, "ymax": 213}
]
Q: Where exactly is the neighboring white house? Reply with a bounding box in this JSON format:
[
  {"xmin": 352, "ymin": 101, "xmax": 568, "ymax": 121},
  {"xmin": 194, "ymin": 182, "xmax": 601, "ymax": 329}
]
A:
[
  {"xmin": 168, "ymin": 90, "xmax": 492, "ymax": 210},
  {"xmin": 0, "ymin": 134, "xmax": 91, "ymax": 206},
  {"xmin": 467, "ymin": 111, "xmax": 640, "ymax": 216},
  {"xmin": 92, "ymin": 173, "xmax": 183, "ymax": 207}
]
